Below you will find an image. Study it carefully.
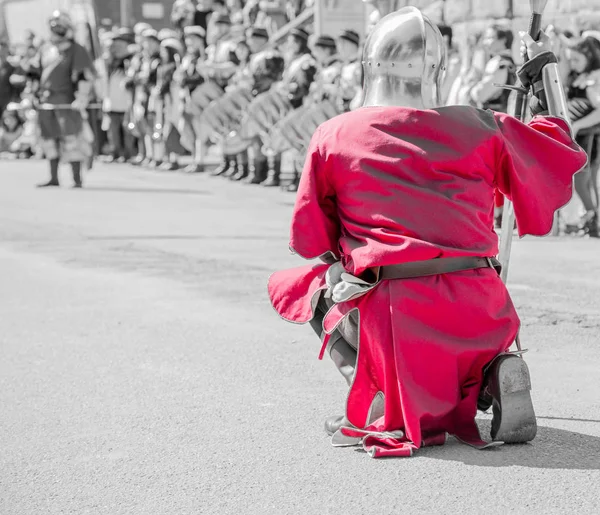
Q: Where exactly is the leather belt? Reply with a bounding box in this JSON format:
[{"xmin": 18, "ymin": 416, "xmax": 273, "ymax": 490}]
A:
[{"xmin": 380, "ymin": 257, "xmax": 501, "ymax": 281}]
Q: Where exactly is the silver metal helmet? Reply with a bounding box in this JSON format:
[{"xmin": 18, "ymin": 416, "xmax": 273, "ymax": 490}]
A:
[
  {"xmin": 362, "ymin": 6, "xmax": 447, "ymax": 109},
  {"xmin": 48, "ymin": 10, "xmax": 74, "ymax": 39}
]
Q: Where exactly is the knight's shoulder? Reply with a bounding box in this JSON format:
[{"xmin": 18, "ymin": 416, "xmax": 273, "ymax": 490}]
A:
[
  {"xmin": 437, "ymin": 105, "xmax": 499, "ymax": 131},
  {"xmin": 318, "ymin": 109, "xmax": 363, "ymax": 133}
]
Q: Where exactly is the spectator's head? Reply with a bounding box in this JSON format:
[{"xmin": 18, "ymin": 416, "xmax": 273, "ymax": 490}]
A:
[
  {"xmin": 134, "ymin": 22, "xmax": 152, "ymax": 44},
  {"xmin": 482, "ymin": 24, "xmax": 513, "ymax": 55},
  {"xmin": 171, "ymin": 0, "xmax": 196, "ymax": 29},
  {"xmin": 100, "ymin": 18, "xmax": 113, "ymax": 31},
  {"xmin": 235, "ymin": 40, "xmax": 251, "ymax": 63},
  {"xmin": 287, "ymin": 28, "xmax": 309, "ymax": 55},
  {"xmin": 310, "ymin": 35, "xmax": 337, "ymax": 65},
  {"xmin": 159, "ymin": 29, "xmax": 179, "ymax": 41},
  {"xmin": 567, "ymin": 36, "xmax": 600, "ymax": 74},
  {"xmin": 110, "ymin": 29, "xmax": 135, "ymax": 60},
  {"xmin": 184, "ymin": 26, "xmax": 206, "ymax": 51},
  {"xmin": 247, "ymin": 27, "xmax": 269, "ymax": 54},
  {"xmin": 437, "ymin": 24, "xmax": 453, "ymax": 50},
  {"xmin": 160, "ymin": 38, "xmax": 184, "ymax": 63},
  {"xmin": 141, "ymin": 29, "xmax": 161, "ymax": 55},
  {"xmin": 337, "ymin": 29, "xmax": 360, "ymax": 61},
  {"xmin": 48, "ymin": 10, "xmax": 74, "ymax": 44},
  {"xmin": 2, "ymin": 106, "xmax": 21, "ymax": 132}
]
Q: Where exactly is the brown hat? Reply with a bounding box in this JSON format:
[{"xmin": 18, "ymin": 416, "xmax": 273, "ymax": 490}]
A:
[
  {"xmin": 339, "ymin": 29, "xmax": 360, "ymax": 46},
  {"xmin": 314, "ymin": 35, "xmax": 336, "ymax": 48},
  {"xmin": 184, "ymin": 25, "xmax": 206, "ymax": 39},
  {"xmin": 247, "ymin": 26, "xmax": 269, "ymax": 40},
  {"xmin": 212, "ymin": 12, "xmax": 232, "ymax": 25},
  {"xmin": 161, "ymin": 37, "xmax": 185, "ymax": 55},
  {"xmin": 112, "ymin": 28, "xmax": 135, "ymax": 44},
  {"xmin": 141, "ymin": 29, "xmax": 159, "ymax": 41},
  {"xmin": 290, "ymin": 27, "xmax": 309, "ymax": 41}
]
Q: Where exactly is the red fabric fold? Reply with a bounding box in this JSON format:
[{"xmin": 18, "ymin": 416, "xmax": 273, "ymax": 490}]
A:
[{"xmin": 268, "ymin": 106, "xmax": 587, "ymax": 459}]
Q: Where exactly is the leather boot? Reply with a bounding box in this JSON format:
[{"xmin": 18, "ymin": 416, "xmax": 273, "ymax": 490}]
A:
[
  {"xmin": 480, "ymin": 354, "xmax": 537, "ymax": 443},
  {"xmin": 324, "ymin": 415, "xmax": 348, "ymax": 437},
  {"xmin": 211, "ymin": 156, "xmax": 234, "ymax": 177},
  {"xmin": 262, "ymin": 157, "xmax": 281, "ymax": 187},
  {"xmin": 231, "ymin": 163, "xmax": 249, "ymax": 181},
  {"xmin": 130, "ymin": 155, "xmax": 145, "ymax": 166},
  {"xmin": 245, "ymin": 159, "xmax": 268, "ymax": 184},
  {"xmin": 286, "ymin": 171, "xmax": 300, "ymax": 192},
  {"xmin": 71, "ymin": 162, "xmax": 82, "ymax": 188},
  {"xmin": 584, "ymin": 211, "xmax": 599, "ymax": 238},
  {"xmin": 37, "ymin": 158, "xmax": 60, "ymax": 187},
  {"xmin": 223, "ymin": 159, "xmax": 238, "ymax": 178},
  {"xmin": 184, "ymin": 163, "xmax": 205, "ymax": 174}
]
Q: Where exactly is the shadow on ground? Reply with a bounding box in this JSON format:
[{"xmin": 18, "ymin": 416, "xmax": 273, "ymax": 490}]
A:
[
  {"xmin": 86, "ymin": 186, "xmax": 211, "ymax": 196},
  {"xmin": 86, "ymin": 234, "xmax": 287, "ymax": 241},
  {"xmin": 419, "ymin": 422, "xmax": 600, "ymax": 470}
]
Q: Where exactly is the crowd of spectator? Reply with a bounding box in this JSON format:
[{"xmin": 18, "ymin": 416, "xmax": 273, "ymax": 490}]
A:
[{"xmin": 0, "ymin": 0, "xmax": 599, "ymax": 236}]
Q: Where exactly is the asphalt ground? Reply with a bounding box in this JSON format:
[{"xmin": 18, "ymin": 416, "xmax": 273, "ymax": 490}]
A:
[{"xmin": 1, "ymin": 161, "xmax": 599, "ymax": 515}]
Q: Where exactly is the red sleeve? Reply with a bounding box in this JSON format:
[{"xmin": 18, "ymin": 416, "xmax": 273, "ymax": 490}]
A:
[
  {"xmin": 494, "ymin": 114, "xmax": 588, "ymax": 237},
  {"xmin": 289, "ymin": 126, "xmax": 341, "ymax": 260}
]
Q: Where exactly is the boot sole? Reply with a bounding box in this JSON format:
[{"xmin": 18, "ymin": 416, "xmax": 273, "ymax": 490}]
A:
[
  {"xmin": 324, "ymin": 415, "xmax": 345, "ymax": 437},
  {"xmin": 491, "ymin": 357, "xmax": 537, "ymax": 444}
]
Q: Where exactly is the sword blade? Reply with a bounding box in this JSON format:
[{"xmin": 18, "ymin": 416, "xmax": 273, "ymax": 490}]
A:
[
  {"xmin": 499, "ymin": 1, "xmax": 549, "ymax": 283},
  {"xmin": 498, "ymin": 200, "xmax": 516, "ymax": 283}
]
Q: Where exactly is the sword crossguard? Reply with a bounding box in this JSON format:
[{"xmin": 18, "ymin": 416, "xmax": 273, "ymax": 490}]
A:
[{"xmin": 493, "ymin": 83, "xmax": 529, "ymax": 95}]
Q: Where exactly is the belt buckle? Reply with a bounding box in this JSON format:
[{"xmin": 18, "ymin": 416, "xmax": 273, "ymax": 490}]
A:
[{"xmin": 485, "ymin": 257, "xmax": 494, "ymax": 269}]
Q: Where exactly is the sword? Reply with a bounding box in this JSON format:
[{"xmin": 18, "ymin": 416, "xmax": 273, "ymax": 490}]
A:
[{"xmin": 498, "ymin": 0, "xmax": 549, "ymax": 283}]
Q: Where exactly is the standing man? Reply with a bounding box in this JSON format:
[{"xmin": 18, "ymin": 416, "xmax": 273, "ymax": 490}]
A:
[
  {"xmin": 34, "ymin": 11, "xmax": 95, "ymax": 188},
  {"xmin": 190, "ymin": 12, "xmax": 239, "ymax": 176},
  {"xmin": 452, "ymin": 24, "xmax": 517, "ymax": 112},
  {"xmin": 134, "ymin": 29, "xmax": 162, "ymax": 168},
  {"xmin": 103, "ymin": 29, "xmax": 136, "ymax": 163},
  {"xmin": 175, "ymin": 25, "xmax": 207, "ymax": 173},
  {"xmin": 242, "ymin": 28, "xmax": 316, "ymax": 185},
  {"xmin": 124, "ymin": 22, "xmax": 152, "ymax": 165},
  {"xmin": 0, "ymin": 41, "xmax": 16, "ymax": 119},
  {"xmin": 268, "ymin": 9, "xmax": 586, "ymax": 458},
  {"xmin": 471, "ymin": 25, "xmax": 517, "ymax": 112},
  {"xmin": 225, "ymin": 26, "xmax": 271, "ymax": 181},
  {"xmin": 274, "ymin": 34, "xmax": 341, "ymax": 191}
]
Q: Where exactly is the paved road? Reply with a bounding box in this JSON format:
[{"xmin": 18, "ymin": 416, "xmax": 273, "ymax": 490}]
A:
[{"xmin": 1, "ymin": 161, "xmax": 599, "ymax": 515}]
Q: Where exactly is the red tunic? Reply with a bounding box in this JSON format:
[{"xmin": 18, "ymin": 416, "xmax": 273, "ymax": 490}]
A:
[{"xmin": 268, "ymin": 106, "xmax": 587, "ymax": 457}]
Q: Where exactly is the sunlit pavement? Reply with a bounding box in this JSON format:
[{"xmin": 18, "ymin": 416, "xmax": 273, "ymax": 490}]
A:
[{"xmin": 1, "ymin": 160, "xmax": 599, "ymax": 515}]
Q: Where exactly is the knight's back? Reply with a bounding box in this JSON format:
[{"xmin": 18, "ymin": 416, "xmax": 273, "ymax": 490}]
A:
[{"xmin": 315, "ymin": 105, "xmax": 503, "ymax": 266}]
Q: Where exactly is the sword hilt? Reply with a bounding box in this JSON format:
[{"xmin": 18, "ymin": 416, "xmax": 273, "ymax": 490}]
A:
[
  {"xmin": 493, "ymin": 83, "xmax": 528, "ymax": 95},
  {"xmin": 523, "ymin": 12, "xmax": 544, "ymax": 63}
]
